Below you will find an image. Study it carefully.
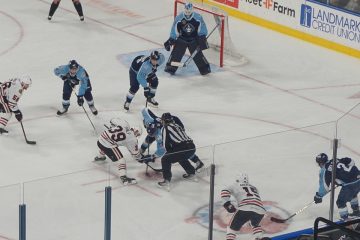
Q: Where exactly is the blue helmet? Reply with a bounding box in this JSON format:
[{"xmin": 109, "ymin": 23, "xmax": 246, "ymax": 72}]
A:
[
  {"xmin": 316, "ymin": 153, "xmax": 328, "ymax": 165},
  {"xmin": 150, "ymin": 50, "xmax": 160, "ymax": 61},
  {"xmin": 184, "ymin": 2, "xmax": 193, "ymax": 20}
]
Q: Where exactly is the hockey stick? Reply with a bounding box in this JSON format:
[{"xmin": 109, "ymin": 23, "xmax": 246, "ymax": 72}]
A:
[
  {"xmin": 271, "ymin": 200, "xmax": 315, "ymax": 223},
  {"xmin": 170, "ymin": 22, "xmax": 220, "ymax": 68},
  {"xmin": 20, "ymin": 121, "xmax": 36, "ymax": 145},
  {"xmin": 145, "ymin": 99, "xmax": 150, "ymax": 176},
  {"xmin": 72, "ymin": 87, "xmax": 97, "ymax": 134}
]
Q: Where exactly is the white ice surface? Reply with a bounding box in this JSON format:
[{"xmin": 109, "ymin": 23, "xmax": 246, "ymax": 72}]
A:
[{"xmin": 0, "ymin": 0, "xmax": 359, "ymax": 239}]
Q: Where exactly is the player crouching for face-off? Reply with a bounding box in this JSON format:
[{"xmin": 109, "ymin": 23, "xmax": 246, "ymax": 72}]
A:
[
  {"xmin": 54, "ymin": 60, "xmax": 98, "ymax": 116},
  {"xmin": 221, "ymin": 173, "xmax": 270, "ymax": 240},
  {"xmin": 94, "ymin": 118, "xmax": 143, "ymax": 185},
  {"xmin": 124, "ymin": 50, "xmax": 165, "ymax": 111},
  {"xmin": 0, "ymin": 76, "xmax": 32, "ymax": 135},
  {"xmin": 164, "ymin": 2, "xmax": 211, "ymax": 75}
]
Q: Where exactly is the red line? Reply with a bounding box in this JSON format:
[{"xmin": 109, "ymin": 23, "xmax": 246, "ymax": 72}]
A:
[
  {"xmin": 36, "ymin": 0, "xmax": 162, "ymax": 47},
  {"xmin": 288, "ymin": 83, "xmax": 360, "ymax": 91},
  {"xmin": 0, "ymin": 11, "xmax": 24, "ymax": 56}
]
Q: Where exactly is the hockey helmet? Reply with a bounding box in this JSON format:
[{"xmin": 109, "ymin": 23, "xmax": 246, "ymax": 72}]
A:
[
  {"xmin": 316, "ymin": 153, "xmax": 328, "ymax": 166},
  {"xmin": 184, "ymin": 2, "xmax": 194, "ymax": 19},
  {"xmin": 110, "ymin": 118, "xmax": 130, "ymax": 131},
  {"xmin": 161, "ymin": 112, "xmax": 174, "ymax": 124},
  {"xmin": 150, "ymin": 50, "xmax": 160, "ymax": 61},
  {"xmin": 69, "ymin": 60, "xmax": 79, "ymax": 69},
  {"xmin": 20, "ymin": 75, "xmax": 32, "ymax": 88},
  {"xmin": 236, "ymin": 173, "xmax": 249, "ymax": 184}
]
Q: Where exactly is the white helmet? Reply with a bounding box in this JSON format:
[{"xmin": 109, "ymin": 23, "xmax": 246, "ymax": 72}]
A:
[
  {"xmin": 20, "ymin": 75, "xmax": 32, "ymax": 87},
  {"xmin": 236, "ymin": 173, "xmax": 249, "ymax": 184},
  {"xmin": 110, "ymin": 118, "xmax": 130, "ymax": 131}
]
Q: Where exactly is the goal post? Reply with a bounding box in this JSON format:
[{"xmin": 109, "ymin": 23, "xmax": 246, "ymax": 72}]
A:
[{"xmin": 174, "ymin": 0, "xmax": 247, "ymax": 67}]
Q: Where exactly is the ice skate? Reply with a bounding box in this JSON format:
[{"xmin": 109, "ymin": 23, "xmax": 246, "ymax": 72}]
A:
[
  {"xmin": 57, "ymin": 106, "xmax": 68, "ymax": 115},
  {"xmin": 147, "ymin": 98, "xmax": 159, "ymax": 108},
  {"xmin": 123, "ymin": 102, "xmax": 130, "ymax": 112},
  {"xmin": 0, "ymin": 128, "xmax": 9, "ymax": 135},
  {"xmin": 157, "ymin": 180, "xmax": 171, "ymax": 191},
  {"xmin": 195, "ymin": 161, "xmax": 204, "ymax": 172},
  {"xmin": 79, "ymin": 16, "xmax": 84, "ymax": 21},
  {"xmin": 183, "ymin": 173, "xmax": 198, "ymax": 182},
  {"xmin": 120, "ymin": 175, "xmax": 137, "ymax": 185},
  {"xmin": 89, "ymin": 105, "xmax": 98, "ymax": 115}
]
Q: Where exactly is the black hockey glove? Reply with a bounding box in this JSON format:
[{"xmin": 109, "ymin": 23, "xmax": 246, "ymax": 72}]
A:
[
  {"xmin": 141, "ymin": 154, "xmax": 155, "ymax": 164},
  {"xmin": 77, "ymin": 96, "xmax": 84, "ymax": 106},
  {"xmin": 197, "ymin": 35, "xmax": 209, "ymax": 50},
  {"xmin": 147, "ymin": 72, "xmax": 157, "ymax": 82},
  {"xmin": 164, "ymin": 38, "xmax": 175, "ymax": 51},
  {"xmin": 144, "ymin": 87, "xmax": 151, "ymax": 98},
  {"xmin": 61, "ymin": 74, "xmax": 68, "ymax": 81},
  {"xmin": 13, "ymin": 110, "xmax": 23, "ymax": 122},
  {"xmin": 223, "ymin": 201, "xmax": 236, "ymax": 213},
  {"xmin": 314, "ymin": 192, "xmax": 322, "ymax": 204}
]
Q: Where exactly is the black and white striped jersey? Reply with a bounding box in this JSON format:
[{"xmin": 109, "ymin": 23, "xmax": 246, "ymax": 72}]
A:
[{"xmin": 162, "ymin": 122, "xmax": 193, "ymax": 151}]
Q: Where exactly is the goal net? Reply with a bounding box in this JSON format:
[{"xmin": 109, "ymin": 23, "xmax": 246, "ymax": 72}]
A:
[{"xmin": 174, "ymin": 0, "xmax": 247, "ymax": 67}]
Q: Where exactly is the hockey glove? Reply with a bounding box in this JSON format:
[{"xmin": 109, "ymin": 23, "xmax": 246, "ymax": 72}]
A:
[
  {"xmin": 141, "ymin": 154, "xmax": 156, "ymax": 164},
  {"xmin": 164, "ymin": 38, "xmax": 175, "ymax": 51},
  {"xmin": 14, "ymin": 110, "xmax": 23, "ymax": 122},
  {"xmin": 197, "ymin": 35, "xmax": 209, "ymax": 50},
  {"xmin": 314, "ymin": 192, "xmax": 322, "ymax": 204},
  {"xmin": 61, "ymin": 74, "xmax": 68, "ymax": 81},
  {"xmin": 77, "ymin": 96, "xmax": 84, "ymax": 106},
  {"xmin": 223, "ymin": 201, "xmax": 236, "ymax": 213},
  {"xmin": 144, "ymin": 87, "xmax": 151, "ymax": 98}
]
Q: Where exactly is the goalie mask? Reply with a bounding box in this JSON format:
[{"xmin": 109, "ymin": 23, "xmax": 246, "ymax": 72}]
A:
[{"xmin": 184, "ymin": 2, "xmax": 193, "ymax": 20}]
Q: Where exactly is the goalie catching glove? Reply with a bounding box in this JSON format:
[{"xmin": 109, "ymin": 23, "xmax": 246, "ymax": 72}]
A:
[
  {"xmin": 223, "ymin": 201, "xmax": 236, "ymax": 213},
  {"xmin": 164, "ymin": 38, "xmax": 175, "ymax": 51}
]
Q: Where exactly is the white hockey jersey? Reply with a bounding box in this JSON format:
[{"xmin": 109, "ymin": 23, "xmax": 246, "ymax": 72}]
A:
[
  {"xmin": 0, "ymin": 78, "xmax": 24, "ymax": 112},
  {"xmin": 221, "ymin": 182, "xmax": 266, "ymax": 215},
  {"xmin": 98, "ymin": 126, "xmax": 140, "ymax": 157}
]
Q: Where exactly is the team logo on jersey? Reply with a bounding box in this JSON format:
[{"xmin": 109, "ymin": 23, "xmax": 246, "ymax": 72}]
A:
[
  {"xmin": 186, "ymin": 201, "xmax": 290, "ymax": 234},
  {"xmin": 182, "ymin": 23, "xmax": 195, "ymax": 34}
]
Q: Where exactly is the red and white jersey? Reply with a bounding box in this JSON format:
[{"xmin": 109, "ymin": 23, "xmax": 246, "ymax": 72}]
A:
[
  {"xmin": 0, "ymin": 78, "xmax": 23, "ymax": 112},
  {"xmin": 221, "ymin": 182, "xmax": 266, "ymax": 215},
  {"xmin": 98, "ymin": 125, "xmax": 139, "ymax": 156}
]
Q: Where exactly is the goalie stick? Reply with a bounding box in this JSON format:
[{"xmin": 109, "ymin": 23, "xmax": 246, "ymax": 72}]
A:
[
  {"xmin": 20, "ymin": 121, "xmax": 36, "ymax": 145},
  {"xmin": 170, "ymin": 21, "xmax": 220, "ymax": 68}
]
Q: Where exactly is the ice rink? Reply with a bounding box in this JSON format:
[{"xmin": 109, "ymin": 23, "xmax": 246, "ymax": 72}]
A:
[{"xmin": 0, "ymin": 0, "xmax": 359, "ymax": 239}]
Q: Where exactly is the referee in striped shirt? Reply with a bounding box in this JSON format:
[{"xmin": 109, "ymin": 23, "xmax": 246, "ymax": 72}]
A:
[{"xmin": 158, "ymin": 112, "xmax": 196, "ymax": 188}]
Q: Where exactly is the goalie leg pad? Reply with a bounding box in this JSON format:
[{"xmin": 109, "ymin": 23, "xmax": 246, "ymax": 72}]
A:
[
  {"xmin": 165, "ymin": 38, "xmax": 188, "ymax": 74},
  {"xmin": 188, "ymin": 41, "xmax": 211, "ymax": 75}
]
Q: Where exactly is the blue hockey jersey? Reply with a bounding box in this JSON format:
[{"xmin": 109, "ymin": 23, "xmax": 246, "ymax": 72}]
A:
[
  {"xmin": 170, "ymin": 12, "xmax": 208, "ymax": 41},
  {"xmin": 54, "ymin": 64, "xmax": 89, "ymax": 97},
  {"xmin": 130, "ymin": 54, "xmax": 165, "ymax": 88}
]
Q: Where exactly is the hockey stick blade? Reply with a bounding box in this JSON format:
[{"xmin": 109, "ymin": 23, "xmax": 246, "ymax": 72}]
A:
[
  {"xmin": 270, "ymin": 216, "xmax": 290, "ymax": 223},
  {"xmin": 26, "ymin": 140, "xmax": 37, "ymax": 145},
  {"xmin": 146, "ymin": 163, "xmax": 162, "ymax": 172},
  {"xmin": 170, "ymin": 61, "xmax": 185, "ymax": 67}
]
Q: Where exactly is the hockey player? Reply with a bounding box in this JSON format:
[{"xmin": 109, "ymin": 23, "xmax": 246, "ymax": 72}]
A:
[
  {"xmin": 141, "ymin": 112, "xmax": 197, "ymax": 190},
  {"xmin": 94, "ymin": 118, "xmax": 142, "ymax": 185},
  {"xmin": 123, "ymin": 50, "xmax": 165, "ymax": 111},
  {"xmin": 0, "ymin": 76, "xmax": 32, "ymax": 134},
  {"xmin": 314, "ymin": 153, "xmax": 360, "ymax": 220},
  {"xmin": 140, "ymin": 109, "xmax": 204, "ymax": 172},
  {"xmin": 164, "ymin": 2, "xmax": 211, "ymax": 75},
  {"xmin": 221, "ymin": 173, "xmax": 267, "ymax": 240},
  {"xmin": 54, "ymin": 60, "xmax": 98, "ymax": 116},
  {"xmin": 48, "ymin": 0, "xmax": 84, "ymax": 21}
]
